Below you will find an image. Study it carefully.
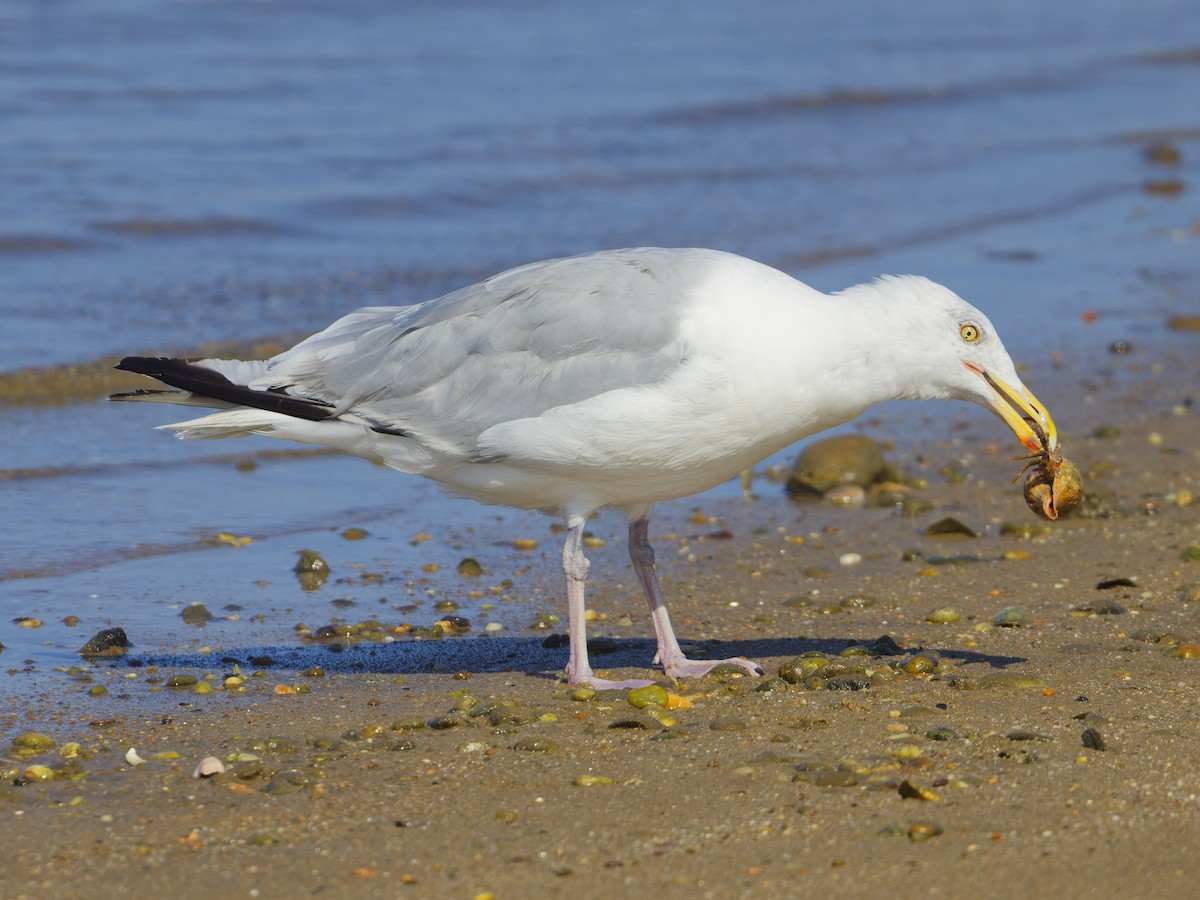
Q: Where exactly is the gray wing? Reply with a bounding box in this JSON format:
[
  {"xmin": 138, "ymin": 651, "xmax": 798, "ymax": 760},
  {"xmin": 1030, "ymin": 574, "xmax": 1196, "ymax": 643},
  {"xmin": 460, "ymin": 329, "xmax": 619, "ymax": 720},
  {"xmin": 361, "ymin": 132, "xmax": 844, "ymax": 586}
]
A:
[{"xmin": 258, "ymin": 248, "xmax": 715, "ymax": 455}]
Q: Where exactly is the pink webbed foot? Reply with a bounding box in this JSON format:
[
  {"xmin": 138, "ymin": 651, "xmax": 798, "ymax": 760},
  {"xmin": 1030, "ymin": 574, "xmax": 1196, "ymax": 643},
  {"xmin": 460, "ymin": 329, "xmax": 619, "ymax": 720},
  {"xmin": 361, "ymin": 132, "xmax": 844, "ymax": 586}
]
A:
[
  {"xmin": 566, "ymin": 670, "xmax": 658, "ymax": 691},
  {"xmin": 660, "ymin": 654, "xmax": 763, "ymax": 681}
]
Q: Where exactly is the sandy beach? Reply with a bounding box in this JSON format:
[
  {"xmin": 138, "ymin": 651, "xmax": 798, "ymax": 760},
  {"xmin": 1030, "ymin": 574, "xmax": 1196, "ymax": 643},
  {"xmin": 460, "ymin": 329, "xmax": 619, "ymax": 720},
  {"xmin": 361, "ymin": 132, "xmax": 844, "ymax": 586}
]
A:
[{"xmin": 3, "ymin": 331, "xmax": 1198, "ymax": 900}]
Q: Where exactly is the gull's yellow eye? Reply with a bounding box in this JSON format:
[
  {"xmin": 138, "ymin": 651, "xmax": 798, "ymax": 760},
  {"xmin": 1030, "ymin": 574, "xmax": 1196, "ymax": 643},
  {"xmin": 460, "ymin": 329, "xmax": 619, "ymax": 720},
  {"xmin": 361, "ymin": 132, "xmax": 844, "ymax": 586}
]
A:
[{"xmin": 960, "ymin": 323, "xmax": 981, "ymax": 343}]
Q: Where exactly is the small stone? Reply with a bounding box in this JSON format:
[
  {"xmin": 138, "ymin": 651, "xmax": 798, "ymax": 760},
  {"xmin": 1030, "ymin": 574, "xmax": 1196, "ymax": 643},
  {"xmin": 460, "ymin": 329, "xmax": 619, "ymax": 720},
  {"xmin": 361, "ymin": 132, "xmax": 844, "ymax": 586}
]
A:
[
  {"xmin": 627, "ymin": 685, "xmax": 670, "ymax": 709},
  {"xmin": 512, "ymin": 738, "xmax": 558, "ymax": 752},
  {"xmin": 901, "ymin": 652, "xmax": 939, "ymax": 676},
  {"xmin": 180, "ymin": 603, "xmax": 213, "ymax": 624},
  {"xmin": 778, "ymin": 656, "xmax": 828, "ymax": 684},
  {"xmin": 925, "ymin": 727, "xmax": 960, "ymax": 741},
  {"xmin": 973, "ymin": 673, "xmax": 1049, "ymax": 691},
  {"xmin": 755, "ymin": 677, "xmax": 790, "ymax": 693},
  {"xmin": 1142, "ymin": 179, "xmax": 1185, "ymax": 196},
  {"xmin": 293, "ymin": 549, "xmax": 330, "ymax": 573},
  {"xmin": 787, "ymin": 435, "xmax": 885, "ymax": 495},
  {"xmin": 925, "ymin": 517, "xmax": 977, "ymax": 538},
  {"xmin": 993, "ymin": 606, "xmax": 1027, "ymax": 627},
  {"xmin": 457, "ymin": 558, "xmax": 484, "ymax": 577},
  {"xmin": 1180, "ymin": 546, "xmax": 1200, "ymax": 563},
  {"xmin": 586, "ymin": 636, "xmax": 618, "ymax": 655},
  {"xmin": 79, "ymin": 627, "xmax": 132, "ymax": 658},
  {"xmin": 12, "ymin": 733, "xmax": 55, "ymax": 752},
  {"xmin": 1074, "ymin": 598, "xmax": 1128, "ymax": 616},
  {"xmin": 1081, "ymin": 728, "xmax": 1107, "ymax": 751},
  {"xmin": 925, "ymin": 607, "xmax": 961, "ymax": 624},
  {"xmin": 166, "ymin": 674, "xmax": 198, "ymax": 689},
  {"xmin": 898, "ymin": 779, "xmax": 940, "ymax": 801},
  {"xmin": 342, "ymin": 528, "xmax": 369, "ymax": 541},
  {"xmin": 908, "ymin": 821, "xmax": 943, "ymax": 841},
  {"xmin": 1144, "ymin": 141, "xmax": 1181, "ymax": 165},
  {"xmin": 1007, "ymin": 730, "xmax": 1051, "ymax": 742},
  {"xmin": 573, "ymin": 775, "xmax": 612, "ymax": 787},
  {"xmin": 825, "ymin": 674, "xmax": 871, "ymax": 691}
]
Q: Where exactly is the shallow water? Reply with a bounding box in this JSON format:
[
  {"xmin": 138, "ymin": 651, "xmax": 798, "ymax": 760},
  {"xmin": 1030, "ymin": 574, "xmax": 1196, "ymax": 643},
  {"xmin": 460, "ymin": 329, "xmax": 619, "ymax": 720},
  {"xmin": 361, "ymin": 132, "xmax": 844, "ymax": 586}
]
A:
[{"xmin": 2, "ymin": 0, "xmax": 1198, "ymax": 695}]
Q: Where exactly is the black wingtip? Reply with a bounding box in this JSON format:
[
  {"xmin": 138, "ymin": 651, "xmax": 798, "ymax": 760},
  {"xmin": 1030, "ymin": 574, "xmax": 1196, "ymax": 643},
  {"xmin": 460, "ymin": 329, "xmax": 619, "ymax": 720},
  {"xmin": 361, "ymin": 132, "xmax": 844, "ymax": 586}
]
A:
[{"xmin": 114, "ymin": 355, "xmax": 336, "ymax": 422}]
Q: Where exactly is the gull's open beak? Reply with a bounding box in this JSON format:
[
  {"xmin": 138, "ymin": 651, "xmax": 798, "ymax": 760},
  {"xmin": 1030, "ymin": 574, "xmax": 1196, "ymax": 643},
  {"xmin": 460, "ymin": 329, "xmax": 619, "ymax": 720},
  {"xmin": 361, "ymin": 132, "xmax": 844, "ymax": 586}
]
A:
[{"xmin": 963, "ymin": 361, "xmax": 1057, "ymax": 454}]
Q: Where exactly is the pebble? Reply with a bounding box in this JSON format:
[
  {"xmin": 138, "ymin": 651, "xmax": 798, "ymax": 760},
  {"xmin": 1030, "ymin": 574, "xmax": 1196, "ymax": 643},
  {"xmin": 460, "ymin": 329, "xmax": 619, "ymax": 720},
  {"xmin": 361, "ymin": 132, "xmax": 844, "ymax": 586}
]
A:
[
  {"xmin": 1081, "ymin": 728, "xmax": 1108, "ymax": 751},
  {"xmin": 574, "ymin": 775, "xmax": 612, "ymax": 787},
  {"xmin": 925, "ymin": 517, "xmax": 977, "ymax": 538},
  {"xmin": 925, "ymin": 607, "xmax": 961, "ymax": 624},
  {"xmin": 755, "ymin": 677, "xmax": 790, "ymax": 693},
  {"xmin": 1073, "ymin": 598, "xmax": 1128, "ymax": 616},
  {"xmin": 787, "ymin": 434, "xmax": 885, "ymax": 495},
  {"xmin": 627, "ymin": 685, "xmax": 669, "ymax": 708},
  {"xmin": 925, "ymin": 727, "xmax": 960, "ymax": 741},
  {"xmin": 294, "ymin": 549, "xmax": 330, "ymax": 574},
  {"xmin": 993, "ymin": 606, "xmax": 1027, "ymax": 627},
  {"xmin": 898, "ymin": 779, "xmax": 940, "ymax": 801},
  {"xmin": 1007, "ymin": 730, "xmax": 1051, "ymax": 742},
  {"xmin": 1144, "ymin": 140, "xmax": 1181, "ymax": 165},
  {"xmin": 180, "ymin": 602, "xmax": 213, "ymax": 624},
  {"xmin": 901, "ymin": 652, "xmax": 939, "ymax": 676},
  {"xmin": 457, "ymin": 557, "xmax": 484, "ymax": 577},
  {"xmin": 512, "ymin": 738, "xmax": 558, "ymax": 752},
  {"xmin": 907, "ymin": 821, "xmax": 944, "ymax": 841},
  {"xmin": 79, "ymin": 627, "xmax": 132, "ymax": 658},
  {"xmin": 12, "ymin": 733, "xmax": 55, "ymax": 752},
  {"xmin": 825, "ymin": 674, "xmax": 871, "ymax": 691}
]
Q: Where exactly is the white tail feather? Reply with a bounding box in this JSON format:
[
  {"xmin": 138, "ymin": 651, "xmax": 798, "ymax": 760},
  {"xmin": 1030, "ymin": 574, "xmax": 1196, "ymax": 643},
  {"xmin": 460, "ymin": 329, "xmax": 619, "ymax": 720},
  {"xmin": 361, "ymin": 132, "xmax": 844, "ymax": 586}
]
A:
[{"xmin": 161, "ymin": 408, "xmax": 290, "ymax": 440}]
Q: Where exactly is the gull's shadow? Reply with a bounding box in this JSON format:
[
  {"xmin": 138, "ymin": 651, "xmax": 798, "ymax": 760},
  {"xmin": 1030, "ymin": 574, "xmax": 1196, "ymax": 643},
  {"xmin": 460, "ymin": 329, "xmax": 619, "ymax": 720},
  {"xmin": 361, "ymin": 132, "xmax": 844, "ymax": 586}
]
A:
[{"xmin": 114, "ymin": 634, "xmax": 1027, "ymax": 679}]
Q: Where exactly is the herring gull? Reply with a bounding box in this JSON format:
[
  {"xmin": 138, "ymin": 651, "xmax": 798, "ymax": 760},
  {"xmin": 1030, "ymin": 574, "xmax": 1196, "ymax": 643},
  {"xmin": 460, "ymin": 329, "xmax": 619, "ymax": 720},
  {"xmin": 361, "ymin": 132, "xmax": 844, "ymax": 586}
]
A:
[{"xmin": 111, "ymin": 248, "xmax": 1057, "ymax": 688}]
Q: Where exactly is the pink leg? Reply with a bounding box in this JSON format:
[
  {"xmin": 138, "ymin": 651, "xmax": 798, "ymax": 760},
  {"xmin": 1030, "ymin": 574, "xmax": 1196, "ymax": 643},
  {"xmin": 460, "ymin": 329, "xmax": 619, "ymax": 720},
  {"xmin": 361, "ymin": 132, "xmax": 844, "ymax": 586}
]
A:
[
  {"xmin": 628, "ymin": 513, "xmax": 762, "ymax": 680},
  {"xmin": 562, "ymin": 515, "xmax": 655, "ymax": 689}
]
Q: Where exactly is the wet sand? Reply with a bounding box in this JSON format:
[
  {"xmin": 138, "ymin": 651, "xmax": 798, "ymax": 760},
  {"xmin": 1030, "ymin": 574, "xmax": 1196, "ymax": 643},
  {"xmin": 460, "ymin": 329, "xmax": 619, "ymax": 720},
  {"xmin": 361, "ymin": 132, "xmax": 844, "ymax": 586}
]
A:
[{"xmin": 2, "ymin": 334, "xmax": 1199, "ymax": 899}]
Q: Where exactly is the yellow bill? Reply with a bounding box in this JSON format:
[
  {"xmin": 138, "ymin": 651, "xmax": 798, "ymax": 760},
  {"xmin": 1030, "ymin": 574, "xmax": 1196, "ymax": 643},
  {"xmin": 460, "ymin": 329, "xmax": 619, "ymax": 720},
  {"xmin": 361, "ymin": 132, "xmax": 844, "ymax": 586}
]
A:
[{"xmin": 963, "ymin": 361, "xmax": 1057, "ymax": 454}]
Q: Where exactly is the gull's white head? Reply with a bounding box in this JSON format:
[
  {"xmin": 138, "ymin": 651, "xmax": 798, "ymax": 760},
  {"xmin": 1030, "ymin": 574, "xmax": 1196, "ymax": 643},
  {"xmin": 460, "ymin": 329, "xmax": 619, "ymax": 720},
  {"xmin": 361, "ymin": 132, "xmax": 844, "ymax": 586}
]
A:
[{"xmin": 850, "ymin": 275, "xmax": 1057, "ymax": 454}]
